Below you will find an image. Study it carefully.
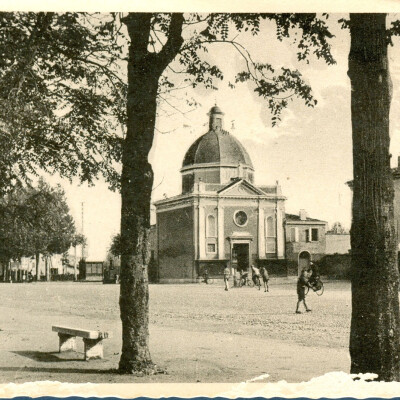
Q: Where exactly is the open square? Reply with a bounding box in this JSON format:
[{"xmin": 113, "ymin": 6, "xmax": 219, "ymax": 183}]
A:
[{"xmin": 0, "ymin": 280, "xmax": 351, "ymax": 383}]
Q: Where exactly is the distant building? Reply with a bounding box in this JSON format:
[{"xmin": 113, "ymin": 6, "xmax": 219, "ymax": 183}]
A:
[
  {"xmin": 0, "ymin": 254, "xmax": 66, "ymax": 282},
  {"xmin": 78, "ymin": 260, "xmax": 103, "ymax": 281},
  {"xmin": 285, "ymin": 210, "xmax": 328, "ymax": 274}
]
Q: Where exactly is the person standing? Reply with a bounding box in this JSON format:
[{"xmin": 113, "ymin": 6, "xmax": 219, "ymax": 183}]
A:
[
  {"xmin": 251, "ymin": 264, "xmax": 261, "ymax": 290},
  {"xmin": 223, "ymin": 266, "xmax": 230, "ymax": 291},
  {"xmin": 296, "ymin": 267, "xmax": 312, "ymax": 314},
  {"xmin": 203, "ymin": 268, "xmax": 209, "ymax": 284},
  {"xmin": 259, "ymin": 265, "xmax": 269, "ymax": 292}
]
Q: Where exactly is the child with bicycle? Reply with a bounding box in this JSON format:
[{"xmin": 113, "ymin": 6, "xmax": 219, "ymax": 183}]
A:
[
  {"xmin": 238, "ymin": 269, "xmax": 248, "ymax": 287},
  {"xmin": 296, "ymin": 267, "xmax": 312, "ymax": 314},
  {"xmin": 308, "ymin": 262, "xmax": 320, "ymax": 288}
]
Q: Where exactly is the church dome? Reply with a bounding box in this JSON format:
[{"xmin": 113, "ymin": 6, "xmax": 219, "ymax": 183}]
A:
[
  {"xmin": 182, "ymin": 130, "xmax": 254, "ymax": 168},
  {"xmin": 181, "ymin": 105, "xmax": 255, "ymax": 192},
  {"xmin": 182, "ymin": 106, "xmax": 253, "ymax": 169}
]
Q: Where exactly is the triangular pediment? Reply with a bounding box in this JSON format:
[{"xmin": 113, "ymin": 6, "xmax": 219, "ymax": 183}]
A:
[{"xmin": 218, "ymin": 179, "xmax": 265, "ymax": 196}]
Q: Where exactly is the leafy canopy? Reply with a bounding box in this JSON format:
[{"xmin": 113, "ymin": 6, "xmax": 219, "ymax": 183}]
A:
[
  {"xmin": 0, "ymin": 12, "xmax": 336, "ymax": 194},
  {"xmin": 0, "ymin": 12, "xmax": 125, "ymax": 193},
  {"xmin": 0, "ymin": 178, "xmax": 78, "ymax": 261}
]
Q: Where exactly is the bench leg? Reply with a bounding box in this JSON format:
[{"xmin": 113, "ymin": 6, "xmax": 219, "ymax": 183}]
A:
[
  {"xmin": 58, "ymin": 333, "xmax": 77, "ymax": 352},
  {"xmin": 83, "ymin": 338, "xmax": 103, "ymax": 360}
]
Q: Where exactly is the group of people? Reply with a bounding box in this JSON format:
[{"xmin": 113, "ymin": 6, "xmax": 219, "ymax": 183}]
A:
[
  {"xmin": 205, "ymin": 262, "xmax": 320, "ymax": 313},
  {"xmin": 221, "ymin": 264, "xmax": 269, "ymax": 292}
]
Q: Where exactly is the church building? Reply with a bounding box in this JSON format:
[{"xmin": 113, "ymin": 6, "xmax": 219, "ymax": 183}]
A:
[{"xmin": 154, "ymin": 106, "xmax": 287, "ymax": 283}]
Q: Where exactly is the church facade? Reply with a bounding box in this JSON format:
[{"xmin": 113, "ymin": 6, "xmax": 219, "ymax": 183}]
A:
[{"xmin": 154, "ymin": 106, "xmax": 287, "ymax": 283}]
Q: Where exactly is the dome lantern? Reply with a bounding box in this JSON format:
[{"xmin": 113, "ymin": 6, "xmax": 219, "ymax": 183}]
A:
[
  {"xmin": 181, "ymin": 105, "xmax": 255, "ymax": 193},
  {"xmin": 208, "ymin": 105, "xmax": 224, "ymax": 131}
]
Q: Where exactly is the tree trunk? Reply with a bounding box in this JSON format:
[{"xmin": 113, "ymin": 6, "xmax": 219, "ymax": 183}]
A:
[
  {"xmin": 348, "ymin": 13, "xmax": 400, "ymax": 381},
  {"xmin": 45, "ymin": 256, "xmax": 49, "ymax": 281},
  {"xmin": 118, "ymin": 13, "xmax": 183, "ymax": 374},
  {"xmin": 3, "ymin": 261, "xmax": 9, "ymax": 282},
  {"xmin": 74, "ymin": 246, "xmax": 77, "ymax": 281},
  {"xmin": 35, "ymin": 252, "xmax": 40, "ymax": 281}
]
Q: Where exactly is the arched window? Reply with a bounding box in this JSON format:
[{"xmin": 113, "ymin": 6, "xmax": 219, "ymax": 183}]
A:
[
  {"xmin": 266, "ymin": 216, "xmax": 276, "ymax": 237},
  {"xmin": 207, "ymin": 215, "xmax": 216, "ymax": 237}
]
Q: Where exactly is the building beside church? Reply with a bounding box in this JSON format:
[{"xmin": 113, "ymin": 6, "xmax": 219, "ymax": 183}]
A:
[
  {"xmin": 285, "ymin": 210, "xmax": 328, "ymax": 272},
  {"xmin": 154, "ymin": 105, "xmax": 298, "ymax": 283}
]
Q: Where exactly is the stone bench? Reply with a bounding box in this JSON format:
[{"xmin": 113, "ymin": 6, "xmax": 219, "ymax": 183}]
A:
[{"xmin": 52, "ymin": 326, "xmax": 111, "ymax": 360}]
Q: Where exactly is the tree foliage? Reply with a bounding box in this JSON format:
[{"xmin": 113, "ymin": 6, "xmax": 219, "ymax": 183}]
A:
[
  {"xmin": 328, "ymin": 222, "xmax": 348, "ymax": 234},
  {"xmin": 0, "ymin": 178, "xmax": 77, "ymax": 263},
  {"xmin": 153, "ymin": 13, "xmax": 335, "ymax": 125},
  {"xmin": 109, "ymin": 233, "xmax": 122, "ymax": 257},
  {"xmin": 0, "ymin": 12, "xmax": 337, "ymax": 193},
  {"xmin": 0, "ymin": 12, "xmax": 125, "ymax": 193},
  {"xmin": 71, "ymin": 233, "xmax": 87, "ymax": 248}
]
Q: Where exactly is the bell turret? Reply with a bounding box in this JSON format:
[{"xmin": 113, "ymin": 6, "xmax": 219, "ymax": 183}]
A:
[{"xmin": 208, "ymin": 105, "xmax": 224, "ymax": 131}]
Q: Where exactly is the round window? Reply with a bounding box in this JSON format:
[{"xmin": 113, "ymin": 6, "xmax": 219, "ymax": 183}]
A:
[{"xmin": 234, "ymin": 210, "xmax": 248, "ymax": 227}]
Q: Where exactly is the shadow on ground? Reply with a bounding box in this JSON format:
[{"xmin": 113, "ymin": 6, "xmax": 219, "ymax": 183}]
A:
[
  {"xmin": 1, "ymin": 364, "xmax": 116, "ymax": 375},
  {"xmin": 12, "ymin": 350, "xmax": 87, "ymax": 363}
]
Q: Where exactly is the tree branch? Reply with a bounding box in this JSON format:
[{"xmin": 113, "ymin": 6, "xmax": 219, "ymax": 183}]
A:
[
  {"xmin": 155, "ymin": 13, "xmax": 184, "ymax": 73},
  {"xmin": 122, "ymin": 13, "xmax": 152, "ymax": 56},
  {"xmin": 9, "ymin": 12, "xmax": 54, "ymax": 99}
]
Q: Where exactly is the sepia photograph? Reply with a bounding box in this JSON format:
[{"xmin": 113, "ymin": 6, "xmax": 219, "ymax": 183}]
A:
[{"xmin": 1, "ymin": 1, "xmax": 400, "ymax": 397}]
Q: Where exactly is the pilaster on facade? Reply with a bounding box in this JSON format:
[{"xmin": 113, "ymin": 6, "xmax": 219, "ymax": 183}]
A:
[
  {"xmin": 257, "ymin": 204, "xmax": 265, "ymax": 259},
  {"xmin": 276, "ymin": 203, "xmax": 285, "ymax": 258},
  {"xmin": 217, "ymin": 204, "xmax": 225, "ymax": 259},
  {"xmin": 198, "ymin": 204, "xmax": 206, "ymax": 259},
  {"xmin": 193, "ymin": 204, "xmax": 199, "ymax": 260}
]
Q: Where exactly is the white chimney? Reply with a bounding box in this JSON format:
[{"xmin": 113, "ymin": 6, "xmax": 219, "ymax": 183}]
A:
[{"xmin": 299, "ymin": 209, "xmax": 307, "ymax": 221}]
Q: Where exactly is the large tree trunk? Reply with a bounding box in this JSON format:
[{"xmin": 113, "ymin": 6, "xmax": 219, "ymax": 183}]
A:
[
  {"xmin": 348, "ymin": 13, "xmax": 400, "ymax": 381},
  {"xmin": 118, "ymin": 13, "xmax": 184, "ymax": 374}
]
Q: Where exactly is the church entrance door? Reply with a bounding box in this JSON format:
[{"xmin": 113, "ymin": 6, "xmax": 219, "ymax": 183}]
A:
[{"xmin": 232, "ymin": 243, "xmax": 250, "ymax": 273}]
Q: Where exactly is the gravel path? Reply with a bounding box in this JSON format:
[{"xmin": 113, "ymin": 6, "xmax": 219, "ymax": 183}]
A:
[{"xmin": 0, "ymin": 279, "xmax": 351, "ymax": 383}]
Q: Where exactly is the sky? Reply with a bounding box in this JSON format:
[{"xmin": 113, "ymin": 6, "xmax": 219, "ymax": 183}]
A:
[{"xmin": 37, "ymin": 14, "xmax": 400, "ymax": 260}]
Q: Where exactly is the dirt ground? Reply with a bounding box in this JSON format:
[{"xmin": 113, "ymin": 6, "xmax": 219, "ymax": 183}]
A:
[{"xmin": 0, "ymin": 279, "xmax": 351, "ymax": 384}]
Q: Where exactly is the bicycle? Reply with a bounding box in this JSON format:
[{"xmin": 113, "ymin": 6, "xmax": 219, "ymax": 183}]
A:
[
  {"xmin": 305, "ymin": 276, "xmax": 324, "ymax": 296},
  {"xmin": 200, "ymin": 274, "xmax": 214, "ymax": 284},
  {"xmin": 238, "ymin": 273, "xmax": 261, "ymax": 289},
  {"xmin": 237, "ymin": 272, "xmax": 253, "ymax": 287}
]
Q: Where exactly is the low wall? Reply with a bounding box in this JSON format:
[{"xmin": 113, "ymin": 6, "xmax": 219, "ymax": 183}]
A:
[
  {"xmin": 197, "ymin": 261, "xmax": 228, "ymax": 278},
  {"xmin": 314, "ymin": 254, "xmax": 351, "ymax": 280},
  {"xmin": 258, "ymin": 259, "xmax": 290, "ymax": 277}
]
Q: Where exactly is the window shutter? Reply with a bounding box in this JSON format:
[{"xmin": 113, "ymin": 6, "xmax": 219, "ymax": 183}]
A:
[{"xmin": 295, "ymin": 227, "xmax": 299, "ymax": 242}]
